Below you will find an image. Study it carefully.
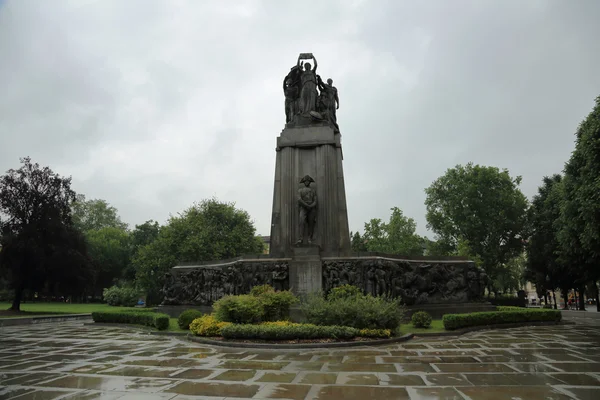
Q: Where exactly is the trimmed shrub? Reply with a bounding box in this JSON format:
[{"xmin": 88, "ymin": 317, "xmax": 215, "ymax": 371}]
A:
[
  {"xmin": 178, "ymin": 309, "xmax": 204, "ymax": 330},
  {"xmin": 260, "ymin": 320, "xmax": 299, "ymax": 327},
  {"xmin": 496, "ymin": 306, "xmax": 523, "ymax": 312},
  {"xmin": 358, "ymin": 328, "xmax": 392, "ymax": 338},
  {"xmin": 221, "ymin": 323, "xmax": 358, "ymax": 340},
  {"xmin": 213, "ymin": 288, "xmax": 298, "ymax": 324},
  {"xmin": 189, "ymin": 314, "xmax": 231, "ymax": 336},
  {"xmin": 91, "ymin": 310, "xmax": 169, "ymax": 330},
  {"xmin": 260, "ymin": 290, "xmax": 298, "ymax": 322},
  {"xmin": 411, "ymin": 311, "xmax": 432, "ymax": 328},
  {"xmin": 213, "ymin": 295, "xmax": 264, "ymax": 324},
  {"xmin": 250, "ymin": 284, "xmax": 275, "ymax": 297},
  {"xmin": 102, "ymin": 286, "xmax": 140, "ymax": 307},
  {"xmin": 443, "ymin": 309, "xmax": 562, "ymax": 331},
  {"xmin": 302, "ymin": 291, "xmax": 403, "ymax": 330},
  {"xmin": 327, "ymin": 284, "xmax": 363, "ymax": 301}
]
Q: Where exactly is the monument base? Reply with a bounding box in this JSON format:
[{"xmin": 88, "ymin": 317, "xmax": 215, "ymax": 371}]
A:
[{"xmin": 289, "ymin": 246, "xmax": 322, "ymax": 297}]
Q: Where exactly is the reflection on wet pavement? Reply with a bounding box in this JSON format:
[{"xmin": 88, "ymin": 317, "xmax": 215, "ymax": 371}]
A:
[{"xmin": 1, "ymin": 321, "xmax": 600, "ymax": 399}]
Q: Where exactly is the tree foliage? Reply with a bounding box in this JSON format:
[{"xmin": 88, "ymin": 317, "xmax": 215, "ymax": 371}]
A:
[
  {"xmin": 72, "ymin": 195, "xmax": 128, "ymax": 232},
  {"xmin": 361, "ymin": 207, "xmax": 424, "ymax": 256},
  {"xmin": 554, "ymin": 96, "xmax": 600, "ymax": 310},
  {"xmin": 425, "ymin": 163, "xmax": 529, "ymax": 288},
  {"xmin": 86, "ymin": 226, "xmax": 131, "ymax": 293},
  {"xmin": 133, "ymin": 199, "xmax": 264, "ymax": 303},
  {"xmin": 0, "ymin": 158, "xmax": 92, "ymax": 310}
]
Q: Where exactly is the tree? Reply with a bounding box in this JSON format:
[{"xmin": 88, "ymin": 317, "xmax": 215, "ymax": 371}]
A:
[
  {"xmin": 525, "ymin": 175, "xmax": 577, "ymax": 306},
  {"xmin": 361, "ymin": 207, "xmax": 424, "ymax": 256},
  {"xmin": 557, "ymin": 96, "xmax": 600, "ymax": 311},
  {"xmin": 125, "ymin": 220, "xmax": 161, "ymax": 281},
  {"xmin": 133, "ymin": 198, "xmax": 264, "ymax": 304},
  {"xmin": 86, "ymin": 227, "xmax": 131, "ymax": 295},
  {"xmin": 72, "ymin": 195, "xmax": 128, "ymax": 232},
  {"xmin": 425, "ymin": 163, "xmax": 529, "ymax": 291},
  {"xmin": 350, "ymin": 231, "xmax": 367, "ymax": 252},
  {"xmin": 0, "ymin": 158, "xmax": 92, "ymax": 310}
]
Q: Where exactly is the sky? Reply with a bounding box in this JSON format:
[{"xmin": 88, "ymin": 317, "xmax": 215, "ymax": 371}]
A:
[{"xmin": 1, "ymin": 0, "xmax": 599, "ymax": 238}]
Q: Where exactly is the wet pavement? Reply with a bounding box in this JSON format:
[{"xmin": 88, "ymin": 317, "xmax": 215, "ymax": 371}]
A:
[{"xmin": 1, "ymin": 321, "xmax": 600, "ymax": 399}]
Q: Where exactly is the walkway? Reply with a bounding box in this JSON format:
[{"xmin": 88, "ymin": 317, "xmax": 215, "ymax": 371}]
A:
[{"xmin": 1, "ymin": 321, "xmax": 599, "ymax": 399}]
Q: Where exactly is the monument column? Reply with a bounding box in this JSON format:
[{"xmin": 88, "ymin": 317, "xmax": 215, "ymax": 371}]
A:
[{"xmin": 269, "ymin": 53, "xmax": 351, "ymax": 263}]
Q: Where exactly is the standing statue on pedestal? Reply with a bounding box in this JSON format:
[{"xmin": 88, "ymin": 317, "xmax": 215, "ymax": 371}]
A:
[
  {"xmin": 297, "ymin": 54, "xmax": 318, "ymax": 114},
  {"xmin": 283, "ymin": 66, "xmax": 301, "ymax": 123},
  {"xmin": 296, "ymin": 175, "xmax": 317, "ymax": 245},
  {"xmin": 317, "ymin": 76, "xmax": 340, "ymax": 133}
]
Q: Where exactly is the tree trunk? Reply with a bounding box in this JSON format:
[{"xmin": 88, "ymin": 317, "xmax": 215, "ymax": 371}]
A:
[
  {"xmin": 10, "ymin": 284, "xmax": 24, "ymax": 311},
  {"xmin": 543, "ymin": 293, "xmax": 548, "ymax": 306},
  {"xmin": 561, "ymin": 288, "xmax": 569, "ymax": 309},
  {"xmin": 552, "ymin": 291, "xmax": 557, "ymax": 310},
  {"xmin": 595, "ymin": 281, "xmax": 600, "ymax": 312},
  {"xmin": 579, "ymin": 286, "xmax": 586, "ymax": 311}
]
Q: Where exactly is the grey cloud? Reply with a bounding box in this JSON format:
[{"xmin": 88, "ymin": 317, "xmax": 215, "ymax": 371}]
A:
[{"xmin": 1, "ymin": 0, "xmax": 599, "ymax": 239}]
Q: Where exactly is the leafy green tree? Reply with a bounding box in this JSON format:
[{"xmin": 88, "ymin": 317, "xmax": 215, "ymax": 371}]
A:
[
  {"xmin": 425, "ymin": 163, "xmax": 529, "ymax": 291},
  {"xmin": 86, "ymin": 227, "xmax": 131, "ymax": 296},
  {"xmin": 0, "ymin": 158, "xmax": 92, "ymax": 310},
  {"xmin": 133, "ymin": 199, "xmax": 263, "ymax": 304},
  {"xmin": 124, "ymin": 220, "xmax": 161, "ymax": 281},
  {"xmin": 361, "ymin": 207, "xmax": 424, "ymax": 256},
  {"xmin": 350, "ymin": 231, "xmax": 367, "ymax": 252},
  {"xmin": 72, "ymin": 195, "xmax": 128, "ymax": 232},
  {"xmin": 525, "ymin": 175, "xmax": 577, "ymax": 306},
  {"xmin": 557, "ymin": 96, "xmax": 600, "ymax": 311}
]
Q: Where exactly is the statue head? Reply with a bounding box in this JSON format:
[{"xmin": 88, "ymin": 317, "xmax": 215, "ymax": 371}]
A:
[
  {"xmin": 300, "ymin": 174, "xmax": 315, "ymax": 187},
  {"xmin": 327, "ymin": 78, "xmax": 333, "ymax": 85},
  {"xmin": 304, "ymin": 62, "xmax": 312, "ymax": 71}
]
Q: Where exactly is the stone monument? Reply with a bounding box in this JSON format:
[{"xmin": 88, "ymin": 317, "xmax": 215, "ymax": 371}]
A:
[
  {"xmin": 159, "ymin": 53, "xmax": 492, "ymax": 317},
  {"xmin": 270, "ymin": 53, "xmax": 350, "ymax": 260}
]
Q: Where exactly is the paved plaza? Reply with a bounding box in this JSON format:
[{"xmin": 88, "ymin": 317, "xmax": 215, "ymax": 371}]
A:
[{"xmin": 1, "ymin": 320, "xmax": 600, "ymax": 399}]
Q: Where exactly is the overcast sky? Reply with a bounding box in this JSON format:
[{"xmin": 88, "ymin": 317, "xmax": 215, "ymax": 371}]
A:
[{"xmin": 1, "ymin": 0, "xmax": 599, "ymax": 238}]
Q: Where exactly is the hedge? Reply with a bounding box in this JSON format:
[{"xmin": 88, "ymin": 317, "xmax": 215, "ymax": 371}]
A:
[
  {"xmin": 91, "ymin": 310, "xmax": 170, "ymax": 330},
  {"xmin": 443, "ymin": 309, "xmax": 561, "ymax": 330},
  {"xmin": 220, "ymin": 323, "xmax": 359, "ymax": 340}
]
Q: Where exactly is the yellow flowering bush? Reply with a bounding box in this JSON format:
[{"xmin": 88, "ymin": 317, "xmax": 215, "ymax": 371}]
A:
[
  {"xmin": 189, "ymin": 314, "xmax": 231, "ymax": 337},
  {"xmin": 358, "ymin": 328, "xmax": 392, "ymax": 338}
]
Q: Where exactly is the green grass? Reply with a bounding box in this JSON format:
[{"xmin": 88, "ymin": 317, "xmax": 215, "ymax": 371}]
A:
[
  {"xmin": 398, "ymin": 319, "xmax": 446, "ymax": 335},
  {"xmin": 0, "ymin": 302, "xmax": 143, "ymax": 318},
  {"xmin": 168, "ymin": 318, "xmax": 188, "ymax": 332}
]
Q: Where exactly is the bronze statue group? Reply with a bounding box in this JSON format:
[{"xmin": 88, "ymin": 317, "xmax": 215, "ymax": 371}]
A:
[{"xmin": 284, "ymin": 53, "xmax": 340, "ymax": 133}]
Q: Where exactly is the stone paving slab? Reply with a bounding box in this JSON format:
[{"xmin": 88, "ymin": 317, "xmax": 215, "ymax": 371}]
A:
[{"xmin": 1, "ymin": 322, "xmax": 600, "ymax": 399}]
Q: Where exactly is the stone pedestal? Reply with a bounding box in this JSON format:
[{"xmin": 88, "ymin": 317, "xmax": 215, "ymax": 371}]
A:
[
  {"xmin": 269, "ymin": 124, "xmax": 351, "ymax": 257},
  {"xmin": 289, "ymin": 246, "xmax": 322, "ymax": 296}
]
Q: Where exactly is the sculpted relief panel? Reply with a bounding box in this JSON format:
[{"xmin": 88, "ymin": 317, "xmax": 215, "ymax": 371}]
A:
[
  {"xmin": 322, "ymin": 259, "xmax": 488, "ymax": 305},
  {"xmin": 162, "ymin": 261, "xmax": 289, "ymax": 306},
  {"xmin": 161, "ymin": 258, "xmax": 487, "ymax": 306}
]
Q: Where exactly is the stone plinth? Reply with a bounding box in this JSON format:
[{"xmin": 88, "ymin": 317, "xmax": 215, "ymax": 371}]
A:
[
  {"xmin": 289, "ymin": 246, "xmax": 322, "ymax": 296},
  {"xmin": 269, "ymin": 124, "xmax": 351, "ymax": 257}
]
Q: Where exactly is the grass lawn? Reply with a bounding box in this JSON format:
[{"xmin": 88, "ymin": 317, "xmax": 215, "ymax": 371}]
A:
[
  {"xmin": 0, "ymin": 302, "xmax": 142, "ymax": 318},
  {"xmin": 398, "ymin": 319, "xmax": 446, "ymax": 335},
  {"xmin": 168, "ymin": 318, "xmax": 188, "ymax": 333}
]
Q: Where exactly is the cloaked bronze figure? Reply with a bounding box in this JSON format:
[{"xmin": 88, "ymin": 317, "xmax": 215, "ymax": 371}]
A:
[{"xmin": 296, "ymin": 175, "xmax": 317, "ymax": 244}]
